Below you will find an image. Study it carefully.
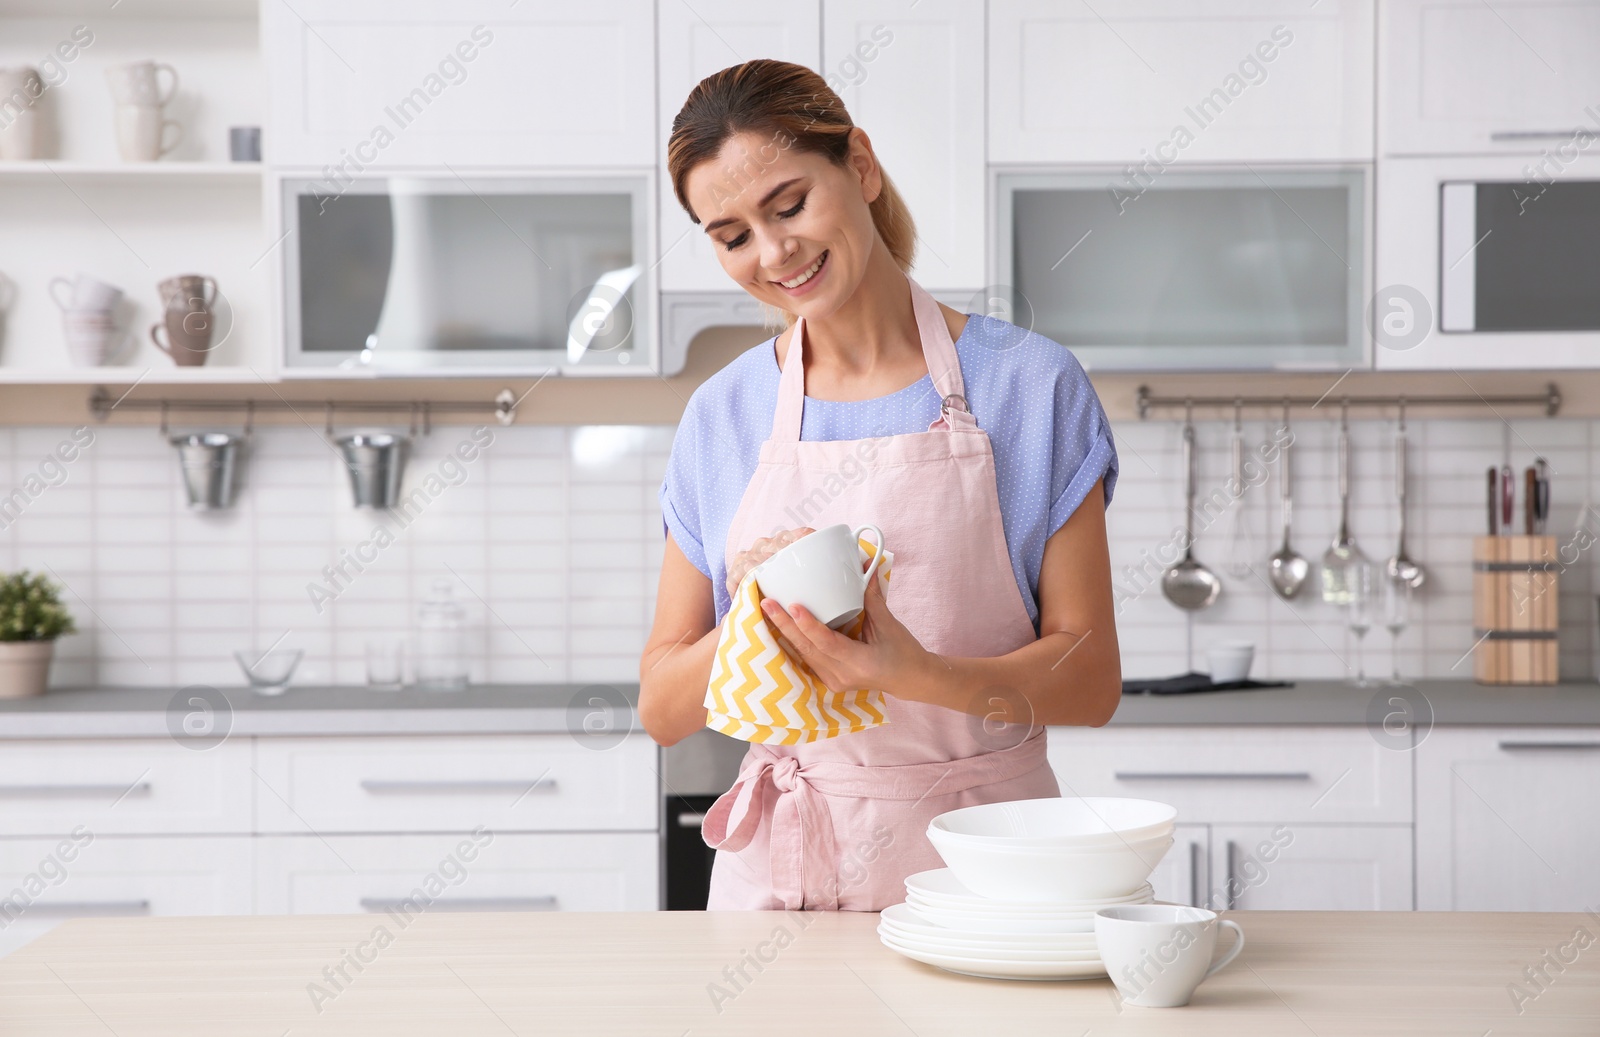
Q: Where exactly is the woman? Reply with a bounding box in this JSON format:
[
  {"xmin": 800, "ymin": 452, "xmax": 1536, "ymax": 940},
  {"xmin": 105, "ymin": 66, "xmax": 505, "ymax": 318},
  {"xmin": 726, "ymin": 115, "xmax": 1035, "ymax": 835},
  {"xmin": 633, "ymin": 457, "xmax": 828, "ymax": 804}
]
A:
[{"xmin": 641, "ymin": 59, "xmax": 1122, "ymax": 912}]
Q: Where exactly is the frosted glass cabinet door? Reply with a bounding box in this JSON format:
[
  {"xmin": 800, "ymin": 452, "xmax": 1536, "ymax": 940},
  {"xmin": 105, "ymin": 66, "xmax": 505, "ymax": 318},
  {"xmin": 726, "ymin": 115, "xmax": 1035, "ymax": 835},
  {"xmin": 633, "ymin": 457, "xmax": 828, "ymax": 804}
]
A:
[{"xmin": 657, "ymin": 2, "xmax": 821, "ymax": 292}]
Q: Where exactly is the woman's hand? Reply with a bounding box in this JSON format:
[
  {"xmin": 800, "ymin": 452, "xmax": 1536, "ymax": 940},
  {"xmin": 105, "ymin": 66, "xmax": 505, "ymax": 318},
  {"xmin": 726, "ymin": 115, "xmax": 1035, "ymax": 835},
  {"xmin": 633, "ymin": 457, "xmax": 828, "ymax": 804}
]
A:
[
  {"xmin": 757, "ymin": 567, "xmax": 933, "ymax": 700},
  {"xmin": 727, "ymin": 526, "xmax": 815, "ymax": 598}
]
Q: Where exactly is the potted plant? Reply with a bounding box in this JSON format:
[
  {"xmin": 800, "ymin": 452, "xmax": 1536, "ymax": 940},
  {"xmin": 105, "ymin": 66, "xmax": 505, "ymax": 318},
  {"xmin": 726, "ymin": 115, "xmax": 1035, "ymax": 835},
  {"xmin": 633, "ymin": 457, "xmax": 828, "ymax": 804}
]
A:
[{"xmin": 0, "ymin": 570, "xmax": 75, "ymax": 699}]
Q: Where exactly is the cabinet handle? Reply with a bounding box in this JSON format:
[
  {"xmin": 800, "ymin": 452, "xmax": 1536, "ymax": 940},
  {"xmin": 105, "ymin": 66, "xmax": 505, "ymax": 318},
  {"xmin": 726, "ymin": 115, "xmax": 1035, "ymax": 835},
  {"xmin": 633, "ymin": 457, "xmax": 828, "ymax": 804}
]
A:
[
  {"xmin": 359, "ymin": 896, "xmax": 558, "ymax": 912},
  {"xmin": 677, "ymin": 812, "xmax": 706, "ymax": 829},
  {"xmin": 1188, "ymin": 841, "xmax": 1201, "ymax": 909},
  {"xmin": 1489, "ymin": 130, "xmax": 1588, "ymax": 142},
  {"xmin": 359, "ymin": 779, "xmax": 559, "ymax": 795},
  {"xmin": 1113, "ymin": 772, "xmax": 1312, "ymax": 782},
  {"xmin": 1497, "ymin": 741, "xmax": 1600, "ymax": 752},
  {"xmin": 0, "ymin": 782, "xmax": 151, "ymax": 798},
  {"xmin": 24, "ymin": 900, "xmax": 150, "ymax": 915},
  {"xmin": 1223, "ymin": 840, "xmax": 1238, "ymax": 911}
]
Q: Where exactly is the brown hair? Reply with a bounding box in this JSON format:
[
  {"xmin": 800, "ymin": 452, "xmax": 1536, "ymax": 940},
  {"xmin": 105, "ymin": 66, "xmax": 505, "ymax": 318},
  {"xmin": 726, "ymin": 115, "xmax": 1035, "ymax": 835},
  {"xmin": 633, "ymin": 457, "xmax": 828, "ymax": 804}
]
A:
[{"xmin": 667, "ymin": 59, "xmax": 916, "ymax": 326}]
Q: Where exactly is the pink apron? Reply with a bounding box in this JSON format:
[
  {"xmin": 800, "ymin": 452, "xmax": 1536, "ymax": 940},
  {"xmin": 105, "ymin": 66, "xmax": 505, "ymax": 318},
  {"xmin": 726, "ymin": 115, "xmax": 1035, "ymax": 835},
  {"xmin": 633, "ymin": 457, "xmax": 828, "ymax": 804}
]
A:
[{"xmin": 701, "ymin": 273, "xmax": 1061, "ymax": 912}]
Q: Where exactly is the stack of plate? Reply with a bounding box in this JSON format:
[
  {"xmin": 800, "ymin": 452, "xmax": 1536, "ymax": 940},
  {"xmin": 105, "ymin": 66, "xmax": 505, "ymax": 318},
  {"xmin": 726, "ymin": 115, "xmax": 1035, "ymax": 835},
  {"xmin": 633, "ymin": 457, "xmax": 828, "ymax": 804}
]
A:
[{"xmin": 905, "ymin": 868, "xmax": 1153, "ymax": 934}]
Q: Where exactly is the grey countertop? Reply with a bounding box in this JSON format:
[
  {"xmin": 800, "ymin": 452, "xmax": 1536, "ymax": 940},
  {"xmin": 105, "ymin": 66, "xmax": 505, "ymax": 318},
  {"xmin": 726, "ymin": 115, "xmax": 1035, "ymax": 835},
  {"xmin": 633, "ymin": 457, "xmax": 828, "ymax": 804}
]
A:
[{"xmin": 0, "ymin": 679, "xmax": 1594, "ymax": 739}]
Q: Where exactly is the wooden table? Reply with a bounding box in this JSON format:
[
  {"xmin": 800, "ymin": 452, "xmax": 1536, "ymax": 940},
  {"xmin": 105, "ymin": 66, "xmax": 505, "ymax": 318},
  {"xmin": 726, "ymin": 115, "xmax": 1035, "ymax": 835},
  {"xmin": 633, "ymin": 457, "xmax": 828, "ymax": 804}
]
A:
[{"xmin": 1, "ymin": 911, "xmax": 1596, "ymax": 1035}]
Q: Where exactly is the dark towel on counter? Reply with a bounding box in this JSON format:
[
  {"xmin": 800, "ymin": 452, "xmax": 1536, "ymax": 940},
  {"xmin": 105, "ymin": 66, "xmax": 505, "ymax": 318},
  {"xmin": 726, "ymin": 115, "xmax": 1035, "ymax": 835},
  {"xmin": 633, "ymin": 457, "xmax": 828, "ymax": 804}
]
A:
[{"xmin": 1122, "ymin": 671, "xmax": 1294, "ymax": 695}]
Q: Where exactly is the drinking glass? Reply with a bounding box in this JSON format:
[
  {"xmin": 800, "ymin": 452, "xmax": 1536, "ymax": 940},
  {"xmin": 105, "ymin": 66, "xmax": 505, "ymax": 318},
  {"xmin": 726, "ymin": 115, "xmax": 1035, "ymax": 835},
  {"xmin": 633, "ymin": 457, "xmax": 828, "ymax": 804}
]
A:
[
  {"xmin": 1383, "ymin": 575, "xmax": 1412, "ymax": 685},
  {"xmin": 365, "ymin": 635, "xmax": 405, "ymax": 690},
  {"xmin": 1345, "ymin": 560, "xmax": 1376, "ymax": 686}
]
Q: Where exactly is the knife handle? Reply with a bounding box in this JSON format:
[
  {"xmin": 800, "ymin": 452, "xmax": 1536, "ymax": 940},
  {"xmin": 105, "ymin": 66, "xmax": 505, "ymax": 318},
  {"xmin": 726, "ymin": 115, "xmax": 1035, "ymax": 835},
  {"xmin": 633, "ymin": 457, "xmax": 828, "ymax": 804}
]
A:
[
  {"xmin": 1501, "ymin": 466, "xmax": 1515, "ymax": 531},
  {"xmin": 1488, "ymin": 467, "xmax": 1499, "ymax": 535},
  {"xmin": 1525, "ymin": 467, "xmax": 1538, "ymax": 535}
]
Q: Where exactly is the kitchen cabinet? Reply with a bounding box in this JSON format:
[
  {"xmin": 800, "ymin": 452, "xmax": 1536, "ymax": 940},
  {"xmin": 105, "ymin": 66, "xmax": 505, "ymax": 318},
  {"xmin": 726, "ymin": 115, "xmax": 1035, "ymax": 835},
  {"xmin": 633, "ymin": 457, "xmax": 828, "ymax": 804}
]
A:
[
  {"xmin": 253, "ymin": 832, "xmax": 658, "ymax": 914},
  {"xmin": 656, "ymin": 1, "xmax": 822, "ymax": 293},
  {"xmin": 1416, "ymin": 727, "xmax": 1600, "ymax": 911},
  {"xmin": 1209, "ymin": 824, "xmax": 1412, "ymax": 911},
  {"xmin": 988, "ymin": 0, "xmax": 1374, "ymax": 164},
  {"xmin": 825, "ymin": 0, "xmax": 986, "ymax": 290},
  {"xmin": 1146, "ymin": 823, "xmax": 1209, "ymax": 908},
  {"xmin": 262, "ymin": 0, "xmax": 655, "ymax": 168},
  {"xmin": 0, "ymin": 836, "xmax": 251, "ymax": 959},
  {"xmin": 1379, "ymin": 0, "xmax": 1600, "ymax": 156}
]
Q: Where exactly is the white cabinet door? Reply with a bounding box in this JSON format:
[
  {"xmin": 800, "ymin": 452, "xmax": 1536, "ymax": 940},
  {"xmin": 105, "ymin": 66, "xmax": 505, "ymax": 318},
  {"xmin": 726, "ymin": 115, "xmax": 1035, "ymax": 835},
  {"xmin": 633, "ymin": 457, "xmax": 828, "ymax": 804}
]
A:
[
  {"xmin": 0, "ymin": 836, "xmax": 252, "ymax": 960},
  {"xmin": 989, "ymin": 0, "xmax": 1374, "ymax": 163},
  {"xmin": 1380, "ymin": 0, "xmax": 1600, "ymax": 155},
  {"xmin": 825, "ymin": 0, "xmax": 986, "ymax": 290},
  {"xmin": 254, "ymin": 832, "xmax": 659, "ymax": 914},
  {"xmin": 0, "ymin": 738, "xmax": 253, "ymax": 836},
  {"xmin": 657, "ymin": 2, "xmax": 821, "ymax": 292},
  {"xmin": 1146, "ymin": 823, "xmax": 1209, "ymax": 908},
  {"xmin": 1417, "ymin": 728, "xmax": 1600, "ymax": 911},
  {"xmin": 264, "ymin": 0, "xmax": 655, "ymax": 167},
  {"xmin": 1210, "ymin": 824, "xmax": 1412, "ymax": 911}
]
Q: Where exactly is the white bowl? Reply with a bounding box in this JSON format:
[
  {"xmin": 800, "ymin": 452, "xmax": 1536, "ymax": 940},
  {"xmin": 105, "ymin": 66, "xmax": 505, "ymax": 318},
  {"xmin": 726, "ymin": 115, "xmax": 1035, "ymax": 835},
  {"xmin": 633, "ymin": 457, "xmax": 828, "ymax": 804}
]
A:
[
  {"xmin": 931, "ymin": 797, "xmax": 1177, "ymax": 848},
  {"xmin": 927, "ymin": 827, "xmax": 1174, "ymax": 901}
]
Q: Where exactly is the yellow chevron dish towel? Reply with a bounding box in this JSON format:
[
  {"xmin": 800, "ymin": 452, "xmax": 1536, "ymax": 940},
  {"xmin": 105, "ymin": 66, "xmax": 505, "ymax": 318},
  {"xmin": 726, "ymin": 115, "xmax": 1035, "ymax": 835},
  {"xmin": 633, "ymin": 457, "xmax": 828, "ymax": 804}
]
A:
[{"xmin": 704, "ymin": 538, "xmax": 893, "ymax": 745}]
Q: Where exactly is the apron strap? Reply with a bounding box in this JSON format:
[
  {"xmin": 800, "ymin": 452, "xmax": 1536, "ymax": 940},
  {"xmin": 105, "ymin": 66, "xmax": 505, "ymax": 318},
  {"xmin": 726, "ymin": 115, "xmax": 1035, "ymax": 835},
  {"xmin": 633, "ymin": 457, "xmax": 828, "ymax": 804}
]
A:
[
  {"xmin": 769, "ymin": 275, "xmax": 970, "ymax": 444},
  {"xmin": 702, "ymin": 733, "xmax": 1049, "ymax": 911}
]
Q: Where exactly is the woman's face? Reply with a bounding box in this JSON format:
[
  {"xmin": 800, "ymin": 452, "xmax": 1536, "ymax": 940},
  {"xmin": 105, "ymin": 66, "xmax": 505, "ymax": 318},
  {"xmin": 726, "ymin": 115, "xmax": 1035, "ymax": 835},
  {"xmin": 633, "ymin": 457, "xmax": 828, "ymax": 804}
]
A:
[{"xmin": 682, "ymin": 128, "xmax": 882, "ymax": 321}]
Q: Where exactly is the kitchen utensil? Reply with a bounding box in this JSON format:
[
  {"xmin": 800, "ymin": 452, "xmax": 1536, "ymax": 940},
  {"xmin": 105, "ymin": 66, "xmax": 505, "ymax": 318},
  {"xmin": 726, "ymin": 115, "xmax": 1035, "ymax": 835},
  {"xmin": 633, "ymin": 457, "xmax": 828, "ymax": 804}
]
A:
[
  {"xmin": 925, "ymin": 825, "xmax": 1174, "ymax": 902},
  {"xmin": 1162, "ymin": 411, "xmax": 1222, "ymax": 610},
  {"xmin": 1207, "ymin": 640, "xmax": 1255, "ymax": 683},
  {"xmin": 49, "ymin": 273, "xmax": 122, "ymax": 312},
  {"xmin": 752, "ymin": 522, "xmax": 886, "ymax": 630},
  {"xmin": 1386, "ymin": 414, "xmax": 1425, "ymax": 588},
  {"xmin": 1487, "ymin": 467, "xmax": 1499, "ymax": 535},
  {"xmin": 1383, "ymin": 574, "xmax": 1411, "ymax": 686},
  {"xmin": 1535, "ymin": 457, "xmax": 1550, "ymax": 534},
  {"xmin": 1345, "ymin": 558, "xmax": 1376, "ymax": 687},
  {"xmin": 930, "ymin": 797, "xmax": 1176, "ymax": 847},
  {"xmin": 1224, "ymin": 401, "xmax": 1253, "ymax": 578},
  {"xmin": 104, "ymin": 60, "xmax": 178, "ymax": 107},
  {"xmin": 114, "ymin": 104, "xmax": 182, "ymax": 161},
  {"xmin": 1268, "ymin": 402, "xmax": 1310, "ymax": 600},
  {"xmin": 234, "ymin": 647, "xmax": 302, "ymax": 695},
  {"xmin": 170, "ymin": 432, "xmax": 239, "ymax": 509},
  {"xmin": 1095, "ymin": 905, "xmax": 1245, "ymax": 1008},
  {"xmin": 337, "ymin": 432, "xmax": 408, "ymax": 509},
  {"xmin": 415, "ymin": 579, "xmax": 468, "ymax": 691},
  {"xmin": 1501, "ymin": 465, "xmax": 1514, "ymax": 533},
  {"xmin": 1320, "ymin": 401, "xmax": 1365, "ymax": 604}
]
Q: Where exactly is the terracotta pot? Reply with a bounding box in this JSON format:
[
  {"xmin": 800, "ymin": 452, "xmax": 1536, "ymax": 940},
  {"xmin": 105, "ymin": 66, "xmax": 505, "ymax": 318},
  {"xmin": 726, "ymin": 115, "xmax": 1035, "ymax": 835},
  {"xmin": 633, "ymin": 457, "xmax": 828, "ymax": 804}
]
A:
[{"xmin": 0, "ymin": 641, "xmax": 54, "ymax": 699}]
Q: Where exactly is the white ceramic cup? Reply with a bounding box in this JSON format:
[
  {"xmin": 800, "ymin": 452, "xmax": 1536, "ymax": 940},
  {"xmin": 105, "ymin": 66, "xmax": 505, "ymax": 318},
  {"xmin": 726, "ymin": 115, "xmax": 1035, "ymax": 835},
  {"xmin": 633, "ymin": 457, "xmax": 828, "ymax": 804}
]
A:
[
  {"xmin": 104, "ymin": 60, "xmax": 178, "ymax": 108},
  {"xmin": 61, "ymin": 311, "xmax": 131, "ymax": 367},
  {"xmin": 114, "ymin": 104, "xmax": 182, "ymax": 161},
  {"xmin": 752, "ymin": 522, "xmax": 885, "ymax": 629},
  {"xmin": 49, "ymin": 273, "xmax": 123, "ymax": 312},
  {"xmin": 1095, "ymin": 905, "xmax": 1245, "ymax": 1008},
  {"xmin": 1207, "ymin": 640, "xmax": 1255, "ymax": 684}
]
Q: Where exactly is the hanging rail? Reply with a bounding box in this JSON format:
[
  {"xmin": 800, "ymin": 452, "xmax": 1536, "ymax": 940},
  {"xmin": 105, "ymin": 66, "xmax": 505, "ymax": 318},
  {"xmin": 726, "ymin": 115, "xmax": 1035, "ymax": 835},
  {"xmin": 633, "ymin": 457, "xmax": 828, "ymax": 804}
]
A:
[
  {"xmin": 1135, "ymin": 383, "xmax": 1561, "ymax": 420},
  {"xmin": 88, "ymin": 388, "xmax": 521, "ymax": 430}
]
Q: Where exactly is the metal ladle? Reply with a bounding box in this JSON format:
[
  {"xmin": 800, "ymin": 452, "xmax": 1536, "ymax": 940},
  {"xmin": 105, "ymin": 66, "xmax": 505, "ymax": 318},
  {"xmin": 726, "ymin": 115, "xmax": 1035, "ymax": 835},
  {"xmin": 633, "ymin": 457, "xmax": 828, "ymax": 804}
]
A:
[
  {"xmin": 1268, "ymin": 400, "xmax": 1310, "ymax": 599},
  {"xmin": 1162, "ymin": 405, "xmax": 1222, "ymax": 611},
  {"xmin": 1320, "ymin": 399, "xmax": 1366, "ymax": 604},
  {"xmin": 1387, "ymin": 401, "xmax": 1425, "ymax": 589}
]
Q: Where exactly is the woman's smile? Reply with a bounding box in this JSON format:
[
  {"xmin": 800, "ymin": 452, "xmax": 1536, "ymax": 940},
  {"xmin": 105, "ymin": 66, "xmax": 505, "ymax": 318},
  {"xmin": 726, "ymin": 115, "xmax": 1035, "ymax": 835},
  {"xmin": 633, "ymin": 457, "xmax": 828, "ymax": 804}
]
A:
[{"xmin": 772, "ymin": 249, "xmax": 829, "ymax": 295}]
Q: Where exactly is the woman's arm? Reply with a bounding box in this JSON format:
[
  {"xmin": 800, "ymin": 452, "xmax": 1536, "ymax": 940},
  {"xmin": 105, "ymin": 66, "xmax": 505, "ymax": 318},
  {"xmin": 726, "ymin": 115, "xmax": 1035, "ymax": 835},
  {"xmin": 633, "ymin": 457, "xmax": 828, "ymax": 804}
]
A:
[
  {"xmin": 638, "ymin": 532, "xmax": 721, "ymax": 746},
  {"xmin": 757, "ymin": 478, "xmax": 1121, "ymax": 728}
]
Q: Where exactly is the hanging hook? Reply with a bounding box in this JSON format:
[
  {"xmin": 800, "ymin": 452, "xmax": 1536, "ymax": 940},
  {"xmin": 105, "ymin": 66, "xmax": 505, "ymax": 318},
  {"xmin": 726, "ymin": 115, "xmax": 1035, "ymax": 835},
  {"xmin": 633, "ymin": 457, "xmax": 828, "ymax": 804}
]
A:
[
  {"xmin": 1183, "ymin": 397, "xmax": 1193, "ymax": 426},
  {"xmin": 1233, "ymin": 397, "xmax": 1243, "ymax": 432},
  {"xmin": 423, "ymin": 402, "xmax": 432, "ymax": 436},
  {"xmin": 324, "ymin": 402, "xmax": 335, "ymax": 438},
  {"xmin": 409, "ymin": 403, "xmax": 419, "ymax": 439},
  {"xmin": 1340, "ymin": 397, "xmax": 1350, "ymax": 432},
  {"xmin": 158, "ymin": 401, "xmax": 168, "ymax": 438},
  {"xmin": 243, "ymin": 400, "xmax": 255, "ymax": 439},
  {"xmin": 1397, "ymin": 396, "xmax": 1407, "ymax": 433},
  {"xmin": 1281, "ymin": 396, "xmax": 1291, "ymax": 430}
]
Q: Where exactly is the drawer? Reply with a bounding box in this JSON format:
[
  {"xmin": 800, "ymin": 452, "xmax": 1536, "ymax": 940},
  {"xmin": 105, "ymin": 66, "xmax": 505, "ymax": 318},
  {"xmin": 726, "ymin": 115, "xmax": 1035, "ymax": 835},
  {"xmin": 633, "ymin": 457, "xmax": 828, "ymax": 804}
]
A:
[
  {"xmin": 1046, "ymin": 726, "xmax": 1412, "ymax": 824},
  {"xmin": 0, "ymin": 739, "xmax": 253, "ymax": 836},
  {"xmin": 0, "ymin": 835, "xmax": 252, "ymax": 959},
  {"xmin": 253, "ymin": 832, "xmax": 659, "ymax": 913},
  {"xmin": 253, "ymin": 734, "xmax": 659, "ymax": 834}
]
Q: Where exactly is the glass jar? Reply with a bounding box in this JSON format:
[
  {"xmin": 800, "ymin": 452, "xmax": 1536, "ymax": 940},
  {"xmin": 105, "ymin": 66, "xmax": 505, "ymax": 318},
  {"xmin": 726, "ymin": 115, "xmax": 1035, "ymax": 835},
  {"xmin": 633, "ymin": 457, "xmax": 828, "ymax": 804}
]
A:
[{"xmin": 415, "ymin": 579, "xmax": 468, "ymax": 691}]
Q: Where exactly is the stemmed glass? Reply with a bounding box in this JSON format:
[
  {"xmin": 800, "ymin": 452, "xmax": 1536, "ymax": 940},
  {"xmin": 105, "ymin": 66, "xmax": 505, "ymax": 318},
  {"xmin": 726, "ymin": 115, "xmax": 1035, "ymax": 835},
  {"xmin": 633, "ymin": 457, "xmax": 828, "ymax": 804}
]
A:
[
  {"xmin": 1345, "ymin": 560, "xmax": 1376, "ymax": 687},
  {"xmin": 1383, "ymin": 575, "xmax": 1412, "ymax": 685}
]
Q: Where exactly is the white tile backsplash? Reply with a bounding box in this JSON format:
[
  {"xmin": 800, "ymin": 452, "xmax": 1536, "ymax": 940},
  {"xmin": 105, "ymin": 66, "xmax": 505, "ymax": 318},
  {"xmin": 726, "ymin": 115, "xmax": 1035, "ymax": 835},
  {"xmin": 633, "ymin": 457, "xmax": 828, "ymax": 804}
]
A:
[{"xmin": 5, "ymin": 415, "xmax": 1598, "ymax": 689}]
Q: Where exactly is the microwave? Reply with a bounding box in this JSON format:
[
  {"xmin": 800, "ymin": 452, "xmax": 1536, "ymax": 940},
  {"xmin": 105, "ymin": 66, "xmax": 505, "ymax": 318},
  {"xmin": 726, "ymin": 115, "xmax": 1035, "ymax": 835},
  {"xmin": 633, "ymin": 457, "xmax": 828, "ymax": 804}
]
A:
[
  {"xmin": 992, "ymin": 167, "xmax": 1369, "ymax": 370},
  {"xmin": 276, "ymin": 174, "xmax": 655, "ymax": 375},
  {"xmin": 1376, "ymin": 151, "xmax": 1600, "ymax": 369}
]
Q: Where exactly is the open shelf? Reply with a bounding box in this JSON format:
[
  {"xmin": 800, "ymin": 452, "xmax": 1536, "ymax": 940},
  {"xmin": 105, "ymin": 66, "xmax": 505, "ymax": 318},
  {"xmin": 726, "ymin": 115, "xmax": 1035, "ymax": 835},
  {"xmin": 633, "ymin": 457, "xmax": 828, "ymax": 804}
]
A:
[
  {"xmin": 0, "ymin": 161, "xmax": 262, "ymax": 187},
  {"xmin": 0, "ymin": 365, "xmax": 278, "ymax": 385},
  {"xmin": 0, "ymin": 0, "xmax": 256, "ymax": 18}
]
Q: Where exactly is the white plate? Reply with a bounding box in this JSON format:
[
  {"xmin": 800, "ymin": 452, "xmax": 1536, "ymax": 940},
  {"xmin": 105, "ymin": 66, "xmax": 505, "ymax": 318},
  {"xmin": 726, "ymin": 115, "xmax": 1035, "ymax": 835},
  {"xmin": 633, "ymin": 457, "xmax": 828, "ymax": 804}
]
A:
[
  {"xmin": 881, "ymin": 904, "xmax": 1099, "ymax": 948},
  {"xmin": 906, "ymin": 869, "xmax": 1153, "ymax": 908},
  {"xmin": 879, "ymin": 926, "xmax": 1104, "ymax": 961},
  {"xmin": 878, "ymin": 930, "xmax": 1109, "ymax": 981},
  {"xmin": 906, "ymin": 901, "xmax": 1098, "ymax": 934}
]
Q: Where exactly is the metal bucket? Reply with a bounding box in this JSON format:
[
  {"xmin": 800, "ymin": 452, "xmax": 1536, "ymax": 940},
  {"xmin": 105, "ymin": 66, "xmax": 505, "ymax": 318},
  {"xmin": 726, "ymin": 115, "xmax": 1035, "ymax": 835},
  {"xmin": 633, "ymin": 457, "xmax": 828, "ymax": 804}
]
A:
[
  {"xmin": 170, "ymin": 432, "xmax": 240, "ymax": 510},
  {"xmin": 337, "ymin": 432, "xmax": 408, "ymax": 509}
]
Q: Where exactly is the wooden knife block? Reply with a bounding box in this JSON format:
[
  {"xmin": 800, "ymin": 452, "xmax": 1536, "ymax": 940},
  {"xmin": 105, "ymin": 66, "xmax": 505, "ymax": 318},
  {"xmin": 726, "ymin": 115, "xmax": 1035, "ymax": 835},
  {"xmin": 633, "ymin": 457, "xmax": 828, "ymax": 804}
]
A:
[{"xmin": 1472, "ymin": 535, "xmax": 1559, "ymax": 685}]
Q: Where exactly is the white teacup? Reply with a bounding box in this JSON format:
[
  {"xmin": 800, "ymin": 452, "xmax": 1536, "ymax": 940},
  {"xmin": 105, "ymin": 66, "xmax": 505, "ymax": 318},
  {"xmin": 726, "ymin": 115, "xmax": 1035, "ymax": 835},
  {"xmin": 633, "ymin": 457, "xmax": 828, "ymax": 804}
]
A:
[
  {"xmin": 49, "ymin": 273, "xmax": 123, "ymax": 312},
  {"xmin": 753, "ymin": 523, "xmax": 886, "ymax": 630},
  {"xmin": 104, "ymin": 60, "xmax": 178, "ymax": 108},
  {"xmin": 1095, "ymin": 905, "xmax": 1245, "ymax": 1008},
  {"xmin": 62, "ymin": 311, "xmax": 130, "ymax": 367},
  {"xmin": 114, "ymin": 104, "xmax": 182, "ymax": 161},
  {"xmin": 1207, "ymin": 640, "xmax": 1255, "ymax": 684}
]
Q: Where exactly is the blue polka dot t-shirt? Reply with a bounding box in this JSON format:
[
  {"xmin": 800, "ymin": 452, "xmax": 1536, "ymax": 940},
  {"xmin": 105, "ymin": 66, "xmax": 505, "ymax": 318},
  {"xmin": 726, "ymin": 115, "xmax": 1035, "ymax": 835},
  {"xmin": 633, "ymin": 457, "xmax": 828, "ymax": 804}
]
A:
[{"xmin": 659, "ymin": 313, "xmax": 1119, "ymax": 630}]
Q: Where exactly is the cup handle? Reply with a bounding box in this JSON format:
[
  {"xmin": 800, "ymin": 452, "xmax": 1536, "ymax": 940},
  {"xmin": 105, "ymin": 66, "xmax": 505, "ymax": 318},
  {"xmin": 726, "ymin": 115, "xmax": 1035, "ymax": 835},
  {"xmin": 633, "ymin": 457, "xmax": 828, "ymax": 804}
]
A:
[
  {"xmin": 150, "ymin": 322, "xmax": 172, "ymax": 355},
  {"xmin": 155, "ymin": 63, "xmax": 180, "ymax": 107},
  {"xmin": 159, "ymin": 119, "xmax": 183, "ymax": 157},
  {"xmin": 853, "ymin": 524, "xmax": 885, "ymax": 590},
  {"xmin": 1205, "ymin": 920, "xmax": 1245, "ymax": 979},
  {"xmin": 49, "ymin": 277, "xmax": 73, "ymax": 311}
]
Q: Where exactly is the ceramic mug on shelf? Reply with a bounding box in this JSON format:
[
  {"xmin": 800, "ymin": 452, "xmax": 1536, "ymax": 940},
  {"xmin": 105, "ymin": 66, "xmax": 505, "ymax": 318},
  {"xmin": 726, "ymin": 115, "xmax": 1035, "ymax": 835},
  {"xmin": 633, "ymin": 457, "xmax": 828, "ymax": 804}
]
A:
[
  {"xmin": 1095, "ymin": 905, "xmax": 1246, "ymax": 1008},
  {"xmin": 62, "ymin": 310, "xmax": 131, "ymax": 367},
  {"xmin": 104, "ymin": 60, "xmax": 178, "ymax": 108},
  {"xmin": 151, "ymin": 306, "xmax": 214, "ymax": 366},
  {"xmin": 752, "ymin": 522, "xmax": 886, "ymax": 630},
  {"xmin": 0, "ymin": 67, "xmax": 43, "ymax": 161},
  {"xmin": 114, "ymin": 104, "xmax": 182, "ymax": 161},
  {"xmin": 157, "ymin": 273, "xmax": 218, "ymax": 311},
  {"xmin": 49, "ymin": 273, "xmax": 123, "ymax": 312}
]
